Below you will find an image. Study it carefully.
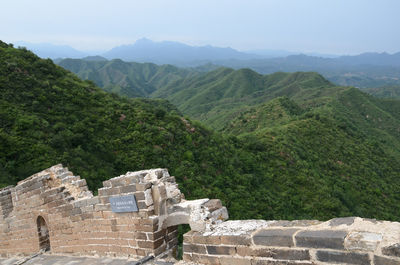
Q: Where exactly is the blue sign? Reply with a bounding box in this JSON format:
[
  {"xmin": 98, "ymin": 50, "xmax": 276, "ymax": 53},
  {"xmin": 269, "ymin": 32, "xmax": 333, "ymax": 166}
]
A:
[{"xmin": 109, "ymin": 195, "xmax": 138, "ymax": 213}]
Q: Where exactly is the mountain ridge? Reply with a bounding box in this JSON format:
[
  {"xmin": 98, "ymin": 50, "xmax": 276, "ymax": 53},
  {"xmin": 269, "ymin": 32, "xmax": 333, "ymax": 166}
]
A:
[{"xmin": 3, "ymin": 40, "xmax": 400, "ymax": 222}]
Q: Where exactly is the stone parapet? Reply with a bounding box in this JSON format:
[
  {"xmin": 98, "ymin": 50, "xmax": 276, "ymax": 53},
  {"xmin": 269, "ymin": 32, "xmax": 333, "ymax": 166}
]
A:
[
  {"xmin": 183, "ymin": 218, "xmax": 400, "ymax": 265},
  {"xmin": 0, "ymin": 165, "xmax": 226, "ymax": 259}
]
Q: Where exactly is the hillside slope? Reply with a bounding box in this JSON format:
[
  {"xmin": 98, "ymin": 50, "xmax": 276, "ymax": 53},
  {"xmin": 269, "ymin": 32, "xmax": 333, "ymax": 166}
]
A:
[
  {"xmin": 58, "ymin": 58, "xmax": 197, "ymax": 97},
  {"xmin": 0, "ymin": 42, "xmax": 262, "ymax": 216},
  {"xmin": 152, "ymin": 68, "xmax": 345, "ymax": 130},
  {"xmin": 2, "ymin": 41, "xmax": 400, "ymax": 222}
]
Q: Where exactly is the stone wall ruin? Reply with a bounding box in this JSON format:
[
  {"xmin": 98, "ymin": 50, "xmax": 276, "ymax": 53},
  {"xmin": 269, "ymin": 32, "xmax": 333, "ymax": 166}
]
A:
[
  {"xmin": 1, "ymin": 165, "xmax": 400, "ymax": 265},
  {"xmin": 0, "ymin": 165, "xmax": 227, "ymax": 258}
]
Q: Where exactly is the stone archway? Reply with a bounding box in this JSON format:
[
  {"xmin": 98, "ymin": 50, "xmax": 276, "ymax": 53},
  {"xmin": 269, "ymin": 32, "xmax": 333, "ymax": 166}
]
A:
[{"xmin": 36, "ymin": 216, "xmax": 50, "ymax": 251}]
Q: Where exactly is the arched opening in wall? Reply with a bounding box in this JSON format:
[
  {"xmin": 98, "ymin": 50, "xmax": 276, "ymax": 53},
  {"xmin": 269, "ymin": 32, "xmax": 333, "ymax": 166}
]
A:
[{"xmin": 36, "ymin": 216, "xmax": 50, "ymax": 251}]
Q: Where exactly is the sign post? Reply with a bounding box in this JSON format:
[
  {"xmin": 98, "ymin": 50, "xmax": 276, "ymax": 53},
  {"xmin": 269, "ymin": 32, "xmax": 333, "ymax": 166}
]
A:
[{"xmin": 109, "ymin": 195, "xmax": 139, "ymax": 213}]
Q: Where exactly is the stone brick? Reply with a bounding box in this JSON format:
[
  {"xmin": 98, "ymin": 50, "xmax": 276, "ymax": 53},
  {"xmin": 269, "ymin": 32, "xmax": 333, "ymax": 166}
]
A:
[
  {"xmin": 204, "ymin": 199, "xmax": 222, "ymax": 212},
  {"xmin": 236, "ymin": 246, "xmax": 256, "ymax": 257},
  {"xmin": 137, "ymin": 240, "xmax": 153, "ymax": 249},
  {"xmin": 253, "ymin": 229, "xmax": 298, "ymax": 247},
  {"xmin": 271, "ymin": 248, "xmax": 310, "ymax": 260},
  {"xmin": 86, "ymin": 197, "xmax": 100, "ymax": 205},
  {"xmin": 98, "ymin": 187, "xmax": 120, "ymax": 196},
  {"xmin": 251, "ymin": 260, "xmax": 313, "ymax": 265},
  {"xmin": 374, "ymin": 255, "xmax": 400, "ymax": 265},
  {"xmin": 193, "ymin": 234, "xmax": 221, "ymax": 245},
  {"xmin": 220, "ymin": 235, "xmax": 251, "ymax": 246},
  {"xmin": 207, "ymin": 245, "xmax": 236, "ymax": 255},
  {"xmin": 110, "ymin": 177, "xmax": 129, "ymax": 187},
  {"xmin": 147, "ymin": 229, "xmax": 166, "ymax": 241},
  {"xmin": 316, "ymin": 250, "xmax": 370, "ymax": 265},
  {"xmin": 295, "ymin": 230, "xmax": 347, "ymax": 249},
  {"xmin": 220, "ymin": 256, "xmax": 252, "ymax": 265},
  {"xmin": 183, "ymin": 231, "xmax": 195, "ymax": 243},
  {"xmin": 183, "ymin": 253, "xmax": 193, "ymax": 262},
  {"xmin": 94, "ymin": 204, "xmax": 110, "ymax": 211},
  {"xmin": 136, "ymin": 183, "xmax": 152, "ymax": 191},
  {"xmin": 345, "ymin": 231, "xmax": 382, "ymax": 251},
  {"xmin": 120, "ymin": 184, "xmax": 136, "ymax": 194},
  {"xmin": 183, "ymin": 243, "xmax": 207, "ymax": 254},
  {"xmin": 329, "ymin": 217, "xmax": 356, "ymax": 226},
  {"xmin": 382, "ymin": 243, "xmax": 400, "ymax": 258},
  {"xmin": 192, "ymin": 254, "xmax": 221, "ymax": 265},
  {"xmin": 137, "ymin": 201, "xmax": 147, "ymax": 210},
  {"xmin": 134, "ymin": 192, "xmax": 145, "ymax": 200},
  {"xmin": 236, "ymin": 247, "xmax": 309, "ymax": 260}
]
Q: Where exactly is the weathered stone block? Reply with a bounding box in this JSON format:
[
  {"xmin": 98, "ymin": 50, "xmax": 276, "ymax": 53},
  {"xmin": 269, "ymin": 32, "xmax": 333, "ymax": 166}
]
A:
[
  {"xmin": 374, "ymin": 255, "xmax": 400, "ymax": 265},
  {"xmin": 94, "ymin": 204, "xmax": 110, "ymax": 211},
  {"xmin": 316, "ymin": 250, "xmax": 370, "ymax": 265},
  {"xmin": 183, "ymin": 243, "xmax": 207, "ymax": 254},
  {"xmin": 191, "ymin": 234, "xmax": 220, "ymax": 245},
  {"xmin": 382, "ymin": 243, "xmax": 400, "ymax": 258},
  {"xmin": 110, "ymin": 177, "xmax": 129, "ymax": 187},
  {"xmin": 207, "ymin": 245, "xmax": 236, "ymax": 255},
  {"xmin": 86, "ymin": 197, "xmax": 100, "ymax": 206},
  {"xmin": 144, "ymin": 189, "xmax": 153, "ymax": 206},
  {"xmin": 204, "ymin": 199, "xmax": 222, "ymax": 212},
  {"xmin": 236, "ymin": 247, "xmax": 309, "ymax": 260},
  {"xmin": 136, "ymin": 183, "xmax": 152, "ymax": 191},
  {"xmin": 251, "ymin": 260, "xmax": 313, "ymax": 265},
  {"xmin": 270, "ymin": 248, "xmax": 310, "ymax": 260},
  {"xmin": 253, "ymin": 229, "xmax": 298, "ymax": 247},
  {"xmin": 329, "ymin": 217, "xmax": 356, "ymax": 226},
  {"xmin": 192, "ymin": 254, "xmax": 221, "ymax": 265},
  {"xmin": 137, "ymin": 201, "xmax": 147, "ymax": 210},
  {"xmin": 345, "ymin": 231, "xmax": 382, "ymax": 251},
  {"xmin": 220, "ymin": 235, "xmax": 251, "ymax": 246},
  {"xmin": 120, "ymin": 184, "xmax": 136, "ymax": 194},
  {"xmin": 268, "ymin": 220, "xmax": 322, "ymax": 227},
  {"xmin": 220, "ymin": 256, "xmax": 252, "ymax": 265},
  {"xmin": 134, "ymin": 192, "xmax": 145, "ymax": 200},
  {"xmin": 295, "ymin": 230, "xmax": 347, "ymax": 249}
]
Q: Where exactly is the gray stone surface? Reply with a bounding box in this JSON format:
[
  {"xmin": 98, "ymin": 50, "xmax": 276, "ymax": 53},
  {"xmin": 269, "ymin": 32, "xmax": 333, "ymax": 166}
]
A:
[
  {"xmin": 0, "ymin": 255, "xmax": 176, "ymax": 265},
  {"xmin": 268, "ymin": 220, "xmax": 322, "ymax": 227},
  {"xmin": 374, "ymin": 255, "xmax": 400, "ymax": 265},
  {"xmin": 295, "ymin": 230, "xmax": 347, "ymax": 249},
  {"xmin": 345, "ymin": 231, "xmax": 382, "ymax": 251},
  {"xmin": 253, "ymin": 229, "xmax": 298, "ymax": 247},
  {"xmin": 329, "ymin": 217, "xmax": 356, "ymax": 226},
  {"xmin": 269, "ymin": 249, "xmax": 310, "ymax": 260},
  {"xmin": 316, "ymin": 250, "xmax": 370, "ymax": 265},
  {"xmin": 382, "ymin": 243, "xmax": 400, "ymax": 257}
]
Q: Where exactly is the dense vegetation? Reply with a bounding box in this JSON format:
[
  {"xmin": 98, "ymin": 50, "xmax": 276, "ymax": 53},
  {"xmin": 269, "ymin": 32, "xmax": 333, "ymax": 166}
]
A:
[
  {"xmin": 58, "ymin": 58, "xmax": 197, "ymax": 98},
  {"xmin": 2, "ymin": 41, "xmax": 400, "ymax": 222},
  {"xmin": 364, "ymin": 85, "xmax": 400, "ymax": 99}
]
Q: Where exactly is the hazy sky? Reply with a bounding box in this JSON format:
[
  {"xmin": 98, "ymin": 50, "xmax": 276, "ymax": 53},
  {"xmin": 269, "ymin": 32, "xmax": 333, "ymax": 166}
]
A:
[{"xmin": 1, "ymin": 0, "xmax": 399, "ymax": 54}]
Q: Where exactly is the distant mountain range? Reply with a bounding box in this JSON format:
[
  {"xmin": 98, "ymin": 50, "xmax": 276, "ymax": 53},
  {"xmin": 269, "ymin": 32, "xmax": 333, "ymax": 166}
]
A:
[
  {"xmin": 102, "ymin": 38, "xmax": 260, "ymax": 64},
  {"xmin": 14, "ymin": 41, "xmax": 89, "ymax": 59},
  {"xmin": 18, "ymin": 39, "xmax": 400, "ymax": 88}
]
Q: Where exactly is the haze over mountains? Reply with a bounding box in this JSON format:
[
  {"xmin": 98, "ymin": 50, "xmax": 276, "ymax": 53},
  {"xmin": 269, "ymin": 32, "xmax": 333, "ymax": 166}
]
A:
[{"xmin": 17, "ymin": 38, "xmax": 396, "ymax": 89}]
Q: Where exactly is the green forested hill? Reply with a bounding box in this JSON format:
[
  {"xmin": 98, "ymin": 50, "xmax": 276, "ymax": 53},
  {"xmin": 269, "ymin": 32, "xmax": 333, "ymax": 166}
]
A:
[
  {"xmin": 58, "ymin": 58, "xmax": 197, "ymax": 97},
  {"xmin": 363, "ymin": 85, "xmax": 400, "ymax": 99},
  {"xmin": 152, "ymin": 68, "xmax": 346, "ymax": 130},
  {"xmin": 58, "ymin": 58, "xmax": 347, "ymax": 130},
  {"xmin": 2, "ymin": 41, "xmax": 400, "ymax": 222}
]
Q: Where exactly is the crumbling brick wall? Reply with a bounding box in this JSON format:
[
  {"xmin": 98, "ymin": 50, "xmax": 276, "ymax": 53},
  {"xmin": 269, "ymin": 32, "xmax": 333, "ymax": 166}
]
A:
[
  {"xmin": 183, "ymin": 217, "xmax": 400, "ymax": 265},
  {"xmin": 0, "ymin": 164, "xmax": 227, "ymax": 258}
]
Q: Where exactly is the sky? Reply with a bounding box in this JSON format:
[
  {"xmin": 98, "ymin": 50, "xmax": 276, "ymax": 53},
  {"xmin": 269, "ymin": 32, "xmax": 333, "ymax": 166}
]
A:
[{"xmin": 1, "ymin": 0, "xmax": 399, "ymax": 55}]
